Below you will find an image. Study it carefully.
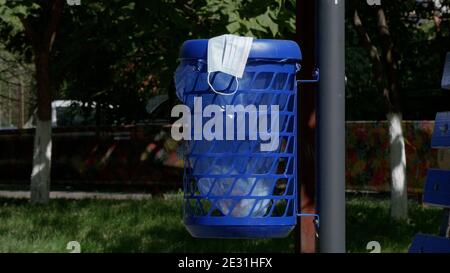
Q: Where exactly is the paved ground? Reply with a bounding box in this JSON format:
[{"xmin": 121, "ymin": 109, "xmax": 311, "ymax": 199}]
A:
[{"xmin": 0, "ymin": 190, "xmax": 154, "ymax": 200}]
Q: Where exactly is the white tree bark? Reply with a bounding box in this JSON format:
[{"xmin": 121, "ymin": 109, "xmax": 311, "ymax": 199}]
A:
[
  {"xmin": 387, "ymin": 112, "xmax": 408, "ymax": 220},
  {"xmin": 30, "ymin": 118, "xmax": 52, "ymax": 204}
]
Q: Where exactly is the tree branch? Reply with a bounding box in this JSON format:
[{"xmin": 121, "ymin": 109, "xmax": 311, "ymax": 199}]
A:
[
  {"xmin": 19, "ymin": 16, "xmax": 39, "ymax": 52},
  {"xmin": 43, "ymin": 0, "xmax": 64, "ymax": 53},
  {"xmin": 0, "ymin": 93, "xmax": 20, "ymax": 102},
  {"xmin": 377, "ymin": 7, "xmax": 401, "ymax": 113},
  {"xmin": 353, "ymin": 9, "xmax": 390, "ymax": 107}
]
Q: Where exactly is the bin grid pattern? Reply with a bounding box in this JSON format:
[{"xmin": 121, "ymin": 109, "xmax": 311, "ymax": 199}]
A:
[{"xmin": 181, "ymin": 60, "xmax": 298, "ymax": 238}]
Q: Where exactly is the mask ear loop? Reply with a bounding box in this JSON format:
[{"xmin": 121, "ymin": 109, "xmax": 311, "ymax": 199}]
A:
[{"xmin": 207, "ymin": 72, "xmax": 239, "ymax": 96}]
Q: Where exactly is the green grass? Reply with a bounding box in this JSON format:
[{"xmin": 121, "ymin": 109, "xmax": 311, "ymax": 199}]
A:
[{"xmin": 0, "ymin": 194, "xmax": 444, "ymax": 253}]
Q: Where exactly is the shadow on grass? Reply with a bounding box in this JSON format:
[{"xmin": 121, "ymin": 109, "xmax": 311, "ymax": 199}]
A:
[{"xmin": 346, "ymin": 197, "xmax": 442, "ymax": 253}]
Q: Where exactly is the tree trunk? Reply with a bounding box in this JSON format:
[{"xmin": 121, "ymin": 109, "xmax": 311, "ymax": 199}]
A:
[
  {"xmin": 377, "ymin": 8, "xmax": 407, "ymax": 220},
  {"xmin": 30, "ymin": 52, "xmax": 53, "ymax": 204},
  {"xmin": 30, "ymin": 118, "xmax": 52, "ymax": 204},
  {"xmin": 353, "ymin": 7, "xmax": 408, "ymax": 219},
  {"xmin": 387, "ymin": 112, "xmax": 407, "ymax": 220},
  {"xmin": 21, "ymin": 0, "xmax": 64, "ymax": 204}
]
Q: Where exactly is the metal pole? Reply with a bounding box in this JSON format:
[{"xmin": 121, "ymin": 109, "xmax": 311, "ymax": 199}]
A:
[{"xmin": 317, "ymin": 0, "xmax": 346, "ymax": 253}]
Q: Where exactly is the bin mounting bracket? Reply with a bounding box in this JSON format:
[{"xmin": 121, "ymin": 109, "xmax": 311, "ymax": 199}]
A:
[
  {"xmin": 296, "ymin": 65, "xmax": 320, "ymax": 84},
  {"xmin": 297, "ymin": 213, "xmax": 320, "ymax": 238}
]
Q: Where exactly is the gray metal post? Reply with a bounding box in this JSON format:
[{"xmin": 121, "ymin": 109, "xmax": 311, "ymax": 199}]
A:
[{"xmin": 317, "ymin": 0, "xmax": 346, "ymax": 253}]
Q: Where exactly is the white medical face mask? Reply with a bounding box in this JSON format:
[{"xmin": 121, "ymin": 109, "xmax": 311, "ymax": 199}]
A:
[{"xmin": 207, "ymin": 34, "xmax": 253, "ymax": 95}]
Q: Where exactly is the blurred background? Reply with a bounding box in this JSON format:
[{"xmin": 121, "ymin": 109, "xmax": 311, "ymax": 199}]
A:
[
  {"xmin": 0, "ymin": 0, "xmax": 448, "ymax": 193},
  {"xmin": 0, "ymin": 0, "xmax": 449, "ymax": 252}
]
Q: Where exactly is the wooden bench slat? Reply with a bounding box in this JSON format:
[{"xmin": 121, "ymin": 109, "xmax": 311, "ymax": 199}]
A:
[
  {"xmin": 409, "ymin": 234, "xmax": 450, "ymax": 253},
  {"xmin": 431, "ymin": 112, "xmax": 450, "ymax": 148},
  {"xmin": 423, "ymin": 169, "xmax": 450, "ymax": 207}
]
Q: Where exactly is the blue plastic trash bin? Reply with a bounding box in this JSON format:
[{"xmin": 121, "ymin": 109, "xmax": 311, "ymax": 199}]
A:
[{"xmin": 175, "ymin": 39, "xmax": 301, "ymax": 238}]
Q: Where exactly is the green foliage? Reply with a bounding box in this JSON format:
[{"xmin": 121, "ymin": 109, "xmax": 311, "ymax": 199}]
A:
[
  {"xmin": 201, "ymin": 0, "xmax": 296, "ymax": 39},
  {"xmin": 2, "ymin": 0, "xmax": 448, "ymax": 122},
  {"xmin": 0, "ymin": 0, "xmax": 37, "ymax": 62},
  {"xmin": 346, "ymin": 0, "xmax": 450, "ymax": 120},
  {"xmin": 53, "ymin": 0, "xmax": 217, "ymax": 124},
  {"xmin": 345, "ymin": 46, "xmax": 385, "ymax": 120},
  {"xmin": 0, "ymin": 0, "xmax": 297, "ymax": 124},
  {"xmin": 53, "ymin": 0, "xmax": 297, "ymax": 124}
]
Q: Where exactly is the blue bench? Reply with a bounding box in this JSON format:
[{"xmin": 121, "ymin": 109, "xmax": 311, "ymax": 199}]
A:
[
  {"xmin": 423, "ymin": 169, "xmax": 450, "ymax": 208},
  {"xmin": 409, "ymin": 112, "xmax": 450, "ymax": 253},
  {"xmin": 409, "ymin": 234, "xmax": 450, "ymax": 253}
]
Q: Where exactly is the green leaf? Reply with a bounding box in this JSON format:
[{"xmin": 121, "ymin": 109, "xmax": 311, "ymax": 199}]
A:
[
  {"xmin": 226, "ymin": 21, "xmax": 241, "ymax": 34},
  {"xmin": 269, "ymin": 22, "xmax": 278, "ymax": 37},
  {"xmin": 246, "ymin": 18, "xmax": 267, "ymax": 33}
]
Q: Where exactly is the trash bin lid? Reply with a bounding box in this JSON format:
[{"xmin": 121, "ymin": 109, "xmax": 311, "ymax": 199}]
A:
[{"xmin": 180, "ymin": 39, "xmax": 302, "ymax": 61}]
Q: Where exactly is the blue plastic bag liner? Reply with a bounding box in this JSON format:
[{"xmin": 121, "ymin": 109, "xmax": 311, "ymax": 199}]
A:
[
  {"xmin": 176, "ymin": 39, "xmax": 301, "ymax": 238},
  {"xmin": 194, "ymin": 140, "xmax": 274, "ymax": 217}
]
